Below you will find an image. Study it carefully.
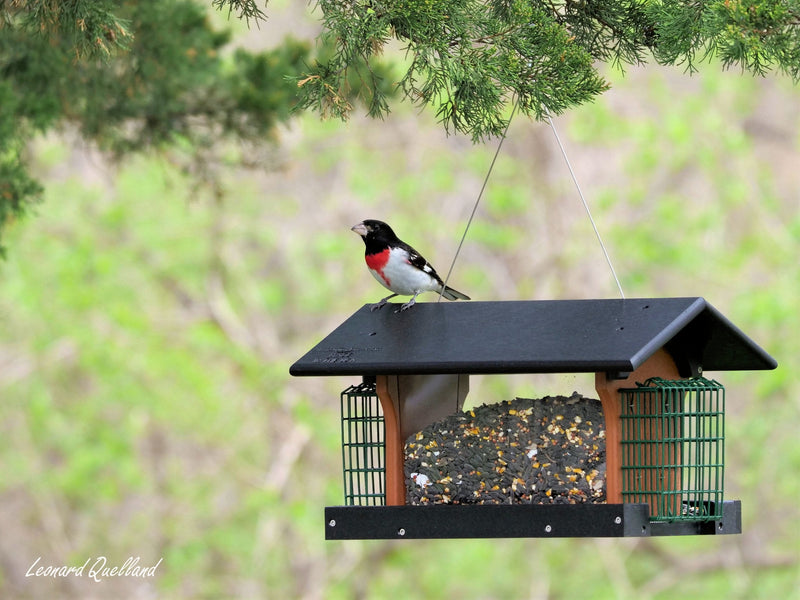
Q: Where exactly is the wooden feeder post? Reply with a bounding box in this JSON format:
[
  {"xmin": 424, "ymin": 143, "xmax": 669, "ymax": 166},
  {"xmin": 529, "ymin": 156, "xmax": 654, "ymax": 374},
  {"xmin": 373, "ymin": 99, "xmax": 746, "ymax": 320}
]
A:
[
  {"xmin": 595, "ymin": 348, "xmax": 681, "ymax": 507},
  {"xmin": 291, "ymin": 297, "xmax": 776, "ymax": 539},
  {"xmin": 375, "ymin": 375, "xmax": 405, "ymax": 506}
]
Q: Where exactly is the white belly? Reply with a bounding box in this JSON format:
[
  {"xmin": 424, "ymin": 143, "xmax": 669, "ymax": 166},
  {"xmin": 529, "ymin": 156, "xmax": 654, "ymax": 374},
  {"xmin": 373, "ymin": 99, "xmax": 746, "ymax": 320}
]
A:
[{"xmin": 370, "ymin": 247, "xmax": 440, "ymax": 296}]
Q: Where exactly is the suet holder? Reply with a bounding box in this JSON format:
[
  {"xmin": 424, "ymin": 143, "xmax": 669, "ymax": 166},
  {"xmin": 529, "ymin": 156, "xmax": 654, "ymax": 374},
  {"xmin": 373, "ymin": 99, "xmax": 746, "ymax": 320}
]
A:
[
  {"xmin": 620, "ymin": 377, "xmax": 725, "ymax": 522},
  {"xmin": 340, "ymin": 379, "xmax": 385, "ymax": 506}
]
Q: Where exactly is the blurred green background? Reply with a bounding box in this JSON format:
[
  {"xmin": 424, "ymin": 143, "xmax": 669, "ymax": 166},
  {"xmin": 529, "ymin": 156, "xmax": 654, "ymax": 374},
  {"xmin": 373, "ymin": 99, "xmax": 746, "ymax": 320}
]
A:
[{"xmin": 1, "ymin": 3, "xmax": 798, "ymax": 599}]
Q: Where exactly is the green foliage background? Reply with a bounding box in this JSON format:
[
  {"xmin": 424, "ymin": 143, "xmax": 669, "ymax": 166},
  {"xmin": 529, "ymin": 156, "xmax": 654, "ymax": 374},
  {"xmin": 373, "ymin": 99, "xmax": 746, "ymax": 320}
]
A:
[{"xmin": 0, "ymin": 6, "xmax": 798, "ymax": 600}]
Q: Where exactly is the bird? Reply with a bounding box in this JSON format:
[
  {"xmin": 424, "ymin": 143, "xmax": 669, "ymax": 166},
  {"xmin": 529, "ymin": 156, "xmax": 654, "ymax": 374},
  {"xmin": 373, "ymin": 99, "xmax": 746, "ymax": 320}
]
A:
[{"xmin": 351, "ymin": 219, "xmax": 471, "ymax": 312}]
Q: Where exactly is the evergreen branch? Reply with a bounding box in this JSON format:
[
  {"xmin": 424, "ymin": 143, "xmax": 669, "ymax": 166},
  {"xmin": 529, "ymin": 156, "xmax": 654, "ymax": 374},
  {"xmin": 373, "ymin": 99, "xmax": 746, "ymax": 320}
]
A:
[
  {"xmin": 10, "ymin": 0, "xmax": 133, "ymax": 57},
  {"xmin": 212, "ymin": 0, "xmax": 267, "ymax": 24},
  {"xmin": 297, "ymin": 0, "xmax": 609, "ymax": 139},
  {"xmin": 293, "ymin": 0, "xmax": 800, "ymax": 138}
]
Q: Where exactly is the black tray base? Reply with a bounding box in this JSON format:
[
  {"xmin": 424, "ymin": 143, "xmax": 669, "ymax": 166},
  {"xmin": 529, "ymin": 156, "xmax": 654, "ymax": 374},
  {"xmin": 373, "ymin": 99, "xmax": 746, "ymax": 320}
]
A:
[{"xmin": 324, "ymin": 501, "xmax": 741, "ymax": 539}]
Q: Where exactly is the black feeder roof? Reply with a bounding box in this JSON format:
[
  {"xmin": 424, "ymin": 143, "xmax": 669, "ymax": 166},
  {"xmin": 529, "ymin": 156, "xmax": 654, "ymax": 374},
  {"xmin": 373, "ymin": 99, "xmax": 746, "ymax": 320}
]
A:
[{"xmin": 289, "ymin": 297, "xmax": 777, "ymax": 378}]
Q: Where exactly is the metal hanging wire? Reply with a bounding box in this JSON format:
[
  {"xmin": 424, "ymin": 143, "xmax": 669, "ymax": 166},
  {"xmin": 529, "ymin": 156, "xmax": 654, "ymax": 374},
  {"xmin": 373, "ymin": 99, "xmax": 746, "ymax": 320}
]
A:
[
  {"xmin": 438, "ymin": 102, "xmax": 518, "ymax": 300},
  {"xmin": 545, "ymin": 113, "xmax": 625, "ymax": 299},
  {"xmin": 440, "ymin": 102, "xmax": 625, "ymax": 300}
]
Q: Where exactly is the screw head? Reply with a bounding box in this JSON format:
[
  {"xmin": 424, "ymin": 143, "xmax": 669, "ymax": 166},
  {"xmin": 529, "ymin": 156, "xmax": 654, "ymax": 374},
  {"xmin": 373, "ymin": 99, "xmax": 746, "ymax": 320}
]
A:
[
  {"xmin": 544, "ymin": 524, "xmax": 552, "ymax": 533},
  {"xmin": 614, "ymin": 516, "xmax": 622, "ymax": 524}
]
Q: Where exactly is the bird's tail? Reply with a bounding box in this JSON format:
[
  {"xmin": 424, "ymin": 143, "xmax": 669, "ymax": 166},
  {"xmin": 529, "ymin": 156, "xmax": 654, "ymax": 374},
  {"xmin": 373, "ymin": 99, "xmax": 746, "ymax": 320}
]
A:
[{"xmin": 440, "ymin": 285, "xmax": 470, "ymax": 301}]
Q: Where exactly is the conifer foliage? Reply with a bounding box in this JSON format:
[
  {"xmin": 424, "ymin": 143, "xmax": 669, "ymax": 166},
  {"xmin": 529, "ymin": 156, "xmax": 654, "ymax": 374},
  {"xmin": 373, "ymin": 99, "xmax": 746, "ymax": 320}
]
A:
[
  {"xmin": 0, "ymin": 1, "xmax": 311, "ymax": 251},
  {"xmin": 284, "ymin": 0, "xmax": 800, "ymax": 140},
  {"xmin": 2, "ymin": 0, "xmax": 800, "ymax": 250}
]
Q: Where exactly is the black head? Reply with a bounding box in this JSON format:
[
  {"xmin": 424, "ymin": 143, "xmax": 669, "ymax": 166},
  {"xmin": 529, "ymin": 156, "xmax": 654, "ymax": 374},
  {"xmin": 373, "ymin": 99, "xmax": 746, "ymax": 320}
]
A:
[{"xmin": 350, "ymin": 220, "xmax": 398, "ymax": 244}]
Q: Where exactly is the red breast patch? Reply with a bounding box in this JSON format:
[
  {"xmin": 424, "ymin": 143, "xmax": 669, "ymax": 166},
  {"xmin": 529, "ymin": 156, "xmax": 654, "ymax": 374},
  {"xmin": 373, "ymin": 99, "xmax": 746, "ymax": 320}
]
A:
[
  {"xmin": 365, "ymin": 248, "xmax": 392, "ymax": 286},
  {"xmin": 365, "ymin": 248, "xmax": 390, "ymax": 271}
]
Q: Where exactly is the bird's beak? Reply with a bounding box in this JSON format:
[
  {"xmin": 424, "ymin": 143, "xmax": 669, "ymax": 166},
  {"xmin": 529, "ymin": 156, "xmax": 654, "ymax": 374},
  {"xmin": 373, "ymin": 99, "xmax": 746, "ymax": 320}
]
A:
[{"xmin": 351, "ymin": 222, "xmax": 368, "ymax": 237}]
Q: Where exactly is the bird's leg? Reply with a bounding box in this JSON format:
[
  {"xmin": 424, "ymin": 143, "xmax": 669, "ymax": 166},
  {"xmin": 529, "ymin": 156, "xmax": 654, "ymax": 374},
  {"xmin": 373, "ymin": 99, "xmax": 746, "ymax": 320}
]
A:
[
  {"xmin": 371, "ymin": 293, "xmax": 398, "ymax": 311},
  {"xmin": 398, "ymin": 292, "xmax": 420, "ymax": 312}
]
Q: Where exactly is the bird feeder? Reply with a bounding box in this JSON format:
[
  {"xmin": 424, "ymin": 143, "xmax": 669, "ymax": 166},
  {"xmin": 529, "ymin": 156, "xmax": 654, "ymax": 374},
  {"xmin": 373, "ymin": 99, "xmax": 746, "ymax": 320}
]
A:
[{"xmin": 290, "ymin": 297, "xmax": 776, "ymax": 539}]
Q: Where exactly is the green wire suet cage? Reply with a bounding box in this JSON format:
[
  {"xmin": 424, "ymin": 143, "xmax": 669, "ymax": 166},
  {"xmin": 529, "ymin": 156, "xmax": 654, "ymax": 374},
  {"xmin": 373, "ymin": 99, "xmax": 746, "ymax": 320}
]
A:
[
  {"xmin": 620, "ymin": 377, "xmax": 725, "ymax": 522},
  {"xmin": 340, "ymin": 380, "xmax": 385, "ymax": 506}
]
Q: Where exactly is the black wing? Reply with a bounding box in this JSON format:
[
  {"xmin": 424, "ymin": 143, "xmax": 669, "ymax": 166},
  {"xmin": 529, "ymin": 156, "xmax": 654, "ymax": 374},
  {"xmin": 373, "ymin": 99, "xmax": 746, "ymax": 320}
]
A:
[{"xmin": 398, "ymin": 240, "xmax": 445, "ymax": 286}]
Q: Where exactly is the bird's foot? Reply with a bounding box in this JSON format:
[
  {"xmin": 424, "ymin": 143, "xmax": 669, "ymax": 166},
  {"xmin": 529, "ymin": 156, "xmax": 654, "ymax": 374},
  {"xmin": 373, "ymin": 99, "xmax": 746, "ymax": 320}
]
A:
[
  {"xmin": 370, "ymin": 294, "xmax": 397, "ymax": 311},
  {"xmin": 397, "ymin": 297, "xmax": 417, "ymax": 313}
]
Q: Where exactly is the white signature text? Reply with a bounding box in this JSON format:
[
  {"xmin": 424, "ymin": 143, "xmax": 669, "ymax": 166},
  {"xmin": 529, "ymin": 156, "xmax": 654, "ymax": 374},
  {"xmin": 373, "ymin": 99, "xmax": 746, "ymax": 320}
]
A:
[{"xmin": 26, "ymin": 556, "xmax": 163, "ymax": 583}]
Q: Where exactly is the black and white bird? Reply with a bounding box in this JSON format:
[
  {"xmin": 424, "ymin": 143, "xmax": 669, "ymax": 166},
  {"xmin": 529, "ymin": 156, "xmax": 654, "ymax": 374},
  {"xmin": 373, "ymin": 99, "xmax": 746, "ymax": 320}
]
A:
[{"xmin": 351, "ymin": 219, "xmax": 471, "ymax": 311}]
